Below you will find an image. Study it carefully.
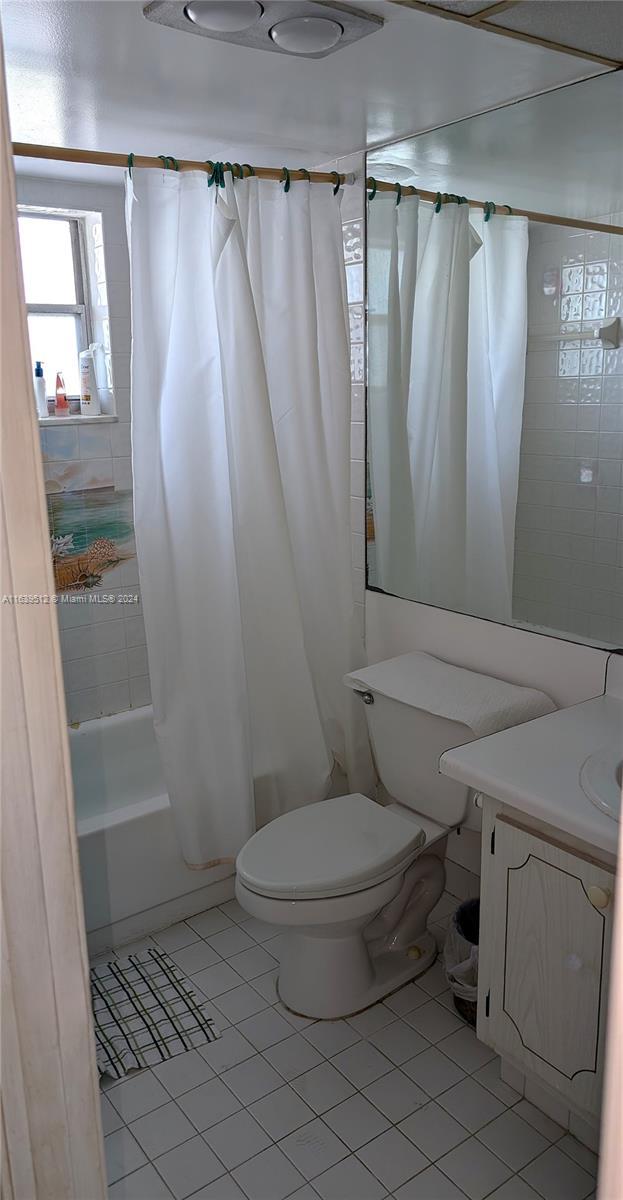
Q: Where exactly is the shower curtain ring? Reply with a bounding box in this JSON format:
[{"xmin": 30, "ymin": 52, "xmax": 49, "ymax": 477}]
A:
[
  {"xmin": 298, "ymin": 168, "xmax": 311, "ymax": 182},
  {"xmin": 394, "ymin": 183, "xmax": 402, "ymax": 206},
  {"xmin": 242, "ymin": 164, "xmax": 255, "ymax": 177},
  {"xmin": 330, "ymin": 171, "xmax": 341, "ymax": 196},
  {"xmin": 367, "ymin": 177, "xmax": 377, "ymax": 201},
  {"xmin": 484, "ymin": 201, "xmax": 496, "ymax": 221},
  {"xmin": 127, "ymin": 152, "xmax": 135, "ymax": 179},
  {"xmin": 232, "ymin": 163, "xmax": 244, "ymax": 180},
  {"xmin": 434, "ymin": 192, "xmax": 442, "ymax": 212},
  {"xmin": 281, "ymin": 166, "xmax": 291, "ymax": 193},
  {"xmin": 504, "ymin": 204, "xmax": 513, "ymax": 214}
]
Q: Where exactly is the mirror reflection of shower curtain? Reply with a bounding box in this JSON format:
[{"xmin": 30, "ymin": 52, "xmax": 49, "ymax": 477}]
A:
[
  {"xmin": 367, "ymin": 194, "xmax": 419, "ymax": 595},
  {"xmin": 467, "ymin": 214, "xmax": 528, "ymax": 622},
  {"xmin": 369, "ymin": 200, "xmax": 528, "ymax": 621}
]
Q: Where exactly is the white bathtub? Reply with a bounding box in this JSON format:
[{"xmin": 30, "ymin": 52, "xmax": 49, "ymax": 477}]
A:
[{"xmin": 70, "ymin": 706, "xmax": 233, "ymax": 951}]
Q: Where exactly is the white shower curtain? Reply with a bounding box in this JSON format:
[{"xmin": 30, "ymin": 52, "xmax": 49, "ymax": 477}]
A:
[
  {"xmin": 126, "ymin": 168, "xmax": 373, "ymax": 867},
  {"xmin": 467, "ymin": 213, "xmax": 529, "ymax": 622},
  {"xmin": 369, "ymin": 198, "xmax": 528, "ymax": 621}
]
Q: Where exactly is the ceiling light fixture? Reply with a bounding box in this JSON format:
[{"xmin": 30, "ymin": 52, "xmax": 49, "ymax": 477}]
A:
[
  {"xmin": 184, "ymin": 1, "xmax": 263, "ymax": 34},
  {"xmin": 269, "ymin": 15, "xmax": 343, "ymax": 55}
]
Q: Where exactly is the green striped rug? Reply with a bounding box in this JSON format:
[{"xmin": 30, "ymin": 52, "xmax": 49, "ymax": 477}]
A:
[{"xmin": 91, "ymin": 946, "xmax": 220, "ymax": 1079}]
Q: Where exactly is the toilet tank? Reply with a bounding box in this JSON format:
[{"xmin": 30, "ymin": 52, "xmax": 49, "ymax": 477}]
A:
[{"xmin": 345, "ymin": 651, "xmax": 555, "ymax": 827}]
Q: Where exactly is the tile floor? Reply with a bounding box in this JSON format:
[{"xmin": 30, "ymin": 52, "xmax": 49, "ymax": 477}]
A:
[{"xmin": 98, "ymin": 893, "xmax": 598, "ymax": 1200}]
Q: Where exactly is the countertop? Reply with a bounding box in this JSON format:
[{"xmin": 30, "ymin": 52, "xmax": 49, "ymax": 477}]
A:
[{"xmin": 440, "ymin": 690, "xmax": 623, "ymax": 858}]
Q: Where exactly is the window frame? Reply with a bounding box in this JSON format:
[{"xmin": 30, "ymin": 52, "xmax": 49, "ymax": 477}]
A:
[{"xmin": 18, "ymin": 207, "xmax": 94, "ymax": 389}]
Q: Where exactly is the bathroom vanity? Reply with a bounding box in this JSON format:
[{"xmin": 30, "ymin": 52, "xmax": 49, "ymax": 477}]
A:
[{"xmin": 441, "ymin": 653, "xmax": 622, "ymax": 1144}]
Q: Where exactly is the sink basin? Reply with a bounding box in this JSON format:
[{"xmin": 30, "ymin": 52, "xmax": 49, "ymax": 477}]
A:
[{"xmin": 580, "ymin": 747, "xmax": 622, "ymax": 822}]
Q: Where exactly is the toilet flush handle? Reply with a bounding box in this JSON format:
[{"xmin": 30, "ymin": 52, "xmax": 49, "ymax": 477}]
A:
[{"xmin": 358, "ymin": 691, "xmax": 374, "ymax": 705}]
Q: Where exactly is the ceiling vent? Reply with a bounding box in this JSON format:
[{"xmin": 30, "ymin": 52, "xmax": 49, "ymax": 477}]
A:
[{"xmin": 143, "ymin": 1, "xmax": 383, "ymax": 58}]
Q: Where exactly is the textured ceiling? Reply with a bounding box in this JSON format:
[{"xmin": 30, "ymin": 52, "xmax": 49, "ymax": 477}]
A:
[{"xmin": 487, "ymin": 2, "xmax": 623, "ymax": 61}]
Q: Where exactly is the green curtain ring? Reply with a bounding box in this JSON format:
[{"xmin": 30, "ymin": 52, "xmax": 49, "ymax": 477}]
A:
[
  {"xmin": 395, "ymin": 183, "xmax": 402, "ymax": 207},
  {"xmin": 281, "ymin": 167, "xmax": 291, "ymax": 193},
  {"xmin": 298, "ymin": 168, "xmax": 311, "ymax": 182},
  {"xmin": 457, "ymin": 195, "xmax": 468, "ymax": 205},
  {"xmin": 434, "ymin": 192, "xmax": 442, "ymax": 213},
  {"xmin": 367, "ymin": 177, "xmax": 377, "ymax": 201},
  {"xmin": 127, "ymin": 152, "xmax": 135, "ymax": 179},
  {"xmin": 242, "ymin": 164, "xmax": 255, "ymax": 177},
  {"xmin": 484, "ymin": 201, "xmax": 496, "ymax": 222},
  {"xmin": 158, "ymin": 155, "xmax": 180, "ymax": 172},
  {"xmin": 504, "ymin": 204, "xmax": 513, "ymax": 215},
  {"xmin": 330, "ymin": 170, "xmax": 341, "ymax": 196},
  {"xmin": 232, "ymin": 163, "xmax": 244, "ymax": 180}
]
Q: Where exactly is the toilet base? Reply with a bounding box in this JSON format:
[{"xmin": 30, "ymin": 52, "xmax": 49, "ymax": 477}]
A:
[{"xmin": 277, "ymin": 929, "xmax": 438, "ymax": 1020}]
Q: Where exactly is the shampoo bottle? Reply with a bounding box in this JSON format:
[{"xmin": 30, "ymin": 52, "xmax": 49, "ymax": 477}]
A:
[
  {"xmin": 55, "ymin": 371, "xmax": 69, "ymax": 416},
  {"xmin": 33, "ymin": 361, "xmax": 48, "ymax": 418},
  {"xmin": 79, "ymin": 344, "xmax": 102, "ymax": 415}
]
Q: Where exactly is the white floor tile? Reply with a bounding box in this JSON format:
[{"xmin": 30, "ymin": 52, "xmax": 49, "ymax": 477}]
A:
[
  {"xmin": 291, "ymin": 1061, "xmax": 356, "ymax": 1114},
  {"xmin": 188, "ymin": 1175, "xmax": 247, "ymax": 1199},
  {"xmin": 478, "ymin": 1110, "xmax": 549, "ymax": 1172},
  {"xmin": 213, "ymin": 984, "xmax": 270, "ymax": 1025},
  {"xmin": 331, "ymin": 1040, "xmax": 393, "ymax": 1089},
  {"xmin": 394, "ymin": 1163, "xmax": 468, "ymax": 1198},
  {"xmin": 356, "ymin": 1126, "xmax": 429, "ymax": 1192},
  {"xmin": 105, "ymin": 1129, "xmax": 148, "ymax": 1185},
  {"xmin": 384, "ymin": 983, "xmax": 429, "ymax": 1017},
  {"xmin": 152, "ymin": 923, "xmax": 199, "ymax": 954},
  {"xmin": 108, "ymin": 1072, "xmax": 170, "ymax": 1123},
  {"xmin": 249, "ymin": 970, "xmax": 279, "ymax": 1004},
  {"xmin": 198, "ymin": 1027, "xmax": 256, "ymax": 1075},
  {"xmin": 108, "ymin": 1162, "xmax": 174, "ymax": 1198},
  {"xmin": 486, "ymin": 1178, "xmax": 542, "ymax": 1200},
  {"xmin": 520, "ymin": 1145, "xmax": 595, "ymax": 1200},
  {"xmin": 558, "ymin": 1134, "xmax": 598, "ymax": 1177},
  {"xmin": 280, "ymin": 1116, "xmax": 349, "ymax": 1180},
  {"xmin": 513, "ymin": 1100, "xmax": 566, "ymax": 1143},
  {"xmin": 274, "ymin": 1001, "xmax": 316, "ymax": 1031},
  {"xmin": 324, "ymin": 1093, "xmax": 389, "ymax": 1151},
  {"xmin": 416, "ymin": 961, "xmax": 449, "ymax": 998},
  {"xmin": 473, "ymin": 1058, "xmax": 522, "ymax": 1107},
  {"xmin": 363, "ymin": 1068, "xmax": 429, "ymax": 1124},
  {"xmin": 170, "ymin": 941, "xmax": 221, "ymax": 976},
  {"xmin": 437, "ymin": 1027, "xmax": 497, "ymax": 1074},
  {"xmin": 250, "ymin": 1083, "xmax": 316, "ymax": 1140},
  {"xmin": 263, "ymin": 1032, "xmax": 324, "ymax": 1081},
  {"xmin": 100, "ymin": 1092, "xmax": 124, "ymax": 1135},
  {"xmin": 369, "ymin": 1019, "xmax": 429, "ymax": 1065},
  {"xmin": 232, "ymin": 1144, "xmax": 306, "ymax": 1200},
  {"xmin": 221, "ymin": 1054, "xmax": 283, "ymax": 1105},
  {"xmin": 207, "ymin": 926, "xmax": 256, "ymax": 960},
  {"xmin": 236, "ymin": 1006, "xmax": 293, "ymax": 1051},
  {"xmin": 402, "ymin": 1047, "xmax": 466, "ymax": 1099},
  {"xmin": 129, "ymin": 1102, "xmax": 196, "ymax": 1159},
  {"xmin": 219, "ymin": 900, "xmax": 249, "ymax": 925},
  {"xmin": 404, "ymin": 1000, "xmax": 465, "ymax": 1044},
  {"xmin": 153, "ymin": 1049, "xmax": 215, "ymax": 1098},
  {"xmin": 154, "ymin": 1135, "xmax": 225, "ymax": 1199},
  {"xmin": 176, "ymin": 1077, "xmax": 241, "ymax": 1131},
  {"xmin": 203, "ymin": 1109, "xmax": 271, "ymax": 1170},
  {"xmin": 399, "ymin": 1101, "xmax": 469, "ymax": 1161},
  {"xmin": 437, "ymin": 1077, "xmax": 506, "ymax": 1133},
  {"xmin": 313, "ymin": 1153, "xmax": 387, "ymax": 1200},
  {"xmin": 347, "ymin": 1003, "xmax": 396, "ymax": 1038},
  {"xmin": 191, "ymin": 962, "xmax": 243, "ymax": 1000},
  {"xmin": 437, "ymin": 1137, "xmax": 512, "ymax": 1200},
  {"xmin": 302, "ymin": 1019, "xmax": 360, "ymax": 1058},
  {"xmin": 262, "ymin": 932, "xmax": 289, "ymax": 962},
  {"xmin": 240, "ymin": 917, "xmax": 278, "ymax": 943},
  {"xmin": 228, "ymin": 945, "xmax": 278, "ymax": 981},
  {"xmin": 187, "ymin": 910, "xmax": 234, "ymax": 938}
]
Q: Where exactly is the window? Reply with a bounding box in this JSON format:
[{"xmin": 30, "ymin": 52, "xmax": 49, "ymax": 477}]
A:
[{"xmin": 18, "ymin": 211, "xmax": 92, "ymax": 397}]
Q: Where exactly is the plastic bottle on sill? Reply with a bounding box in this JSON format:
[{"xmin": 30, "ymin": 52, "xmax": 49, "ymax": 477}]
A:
[
  {"xmin": 55, "ymin": 371, "xmax": 69, "ymax": 416},
  {"xmin": 79, "ymin": 344, "xmax": 102, "ymax": 416},
  {"xmin": 33, "ymin": 361, "xmax": 48, "ymax": 418}
]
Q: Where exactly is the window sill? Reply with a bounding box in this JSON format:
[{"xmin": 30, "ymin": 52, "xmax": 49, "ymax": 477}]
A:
[{"xmin": 39, "ymin": 413, "xmax": 119, "ymax": 426}]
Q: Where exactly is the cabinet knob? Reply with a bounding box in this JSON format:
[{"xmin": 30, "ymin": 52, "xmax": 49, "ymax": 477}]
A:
[{"xmin": 587, "ymin": 886, "xmax": 611, "ymax": 909}]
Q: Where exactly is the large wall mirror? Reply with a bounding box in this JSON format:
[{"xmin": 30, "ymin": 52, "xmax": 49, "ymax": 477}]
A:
[{"xmin": 366, "ymin": 71, "xmax": 623, "ymax": 649}]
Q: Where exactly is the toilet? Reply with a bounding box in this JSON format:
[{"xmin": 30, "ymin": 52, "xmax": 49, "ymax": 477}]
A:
[{"xmin": 236, "ymin": 651, "xmax": 552, "ymax": 1019}]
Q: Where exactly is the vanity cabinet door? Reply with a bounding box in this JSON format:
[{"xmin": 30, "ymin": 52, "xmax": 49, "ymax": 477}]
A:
[{"xmin": 478, "ymin": 815, "xmax": 614, "ymax": 1118}]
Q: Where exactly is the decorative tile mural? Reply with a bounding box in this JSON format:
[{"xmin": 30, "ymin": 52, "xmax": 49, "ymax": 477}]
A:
[{"xmin": 48, "ymin": 487, "xmax": 135, "ymax": 593}]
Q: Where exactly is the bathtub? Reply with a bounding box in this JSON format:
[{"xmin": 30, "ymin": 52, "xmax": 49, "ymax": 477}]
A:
[{"xmin": 70, "ymin": 706, "xmax": 233, "ymax": 951}]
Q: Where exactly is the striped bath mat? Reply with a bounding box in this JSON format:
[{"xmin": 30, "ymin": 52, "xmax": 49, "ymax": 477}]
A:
[{"xmin": 91, "ymin": 946, "xmax": 220, "ymax": 1079}]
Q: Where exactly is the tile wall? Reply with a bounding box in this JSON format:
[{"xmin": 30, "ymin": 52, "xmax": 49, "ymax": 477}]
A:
[
  {"xmin": 513, "ymin": 216, "xmax": 623, "ymax": 646},
  {"xmin": 17, "ymin": 175, "xmax": 150, "ymax": 723}
]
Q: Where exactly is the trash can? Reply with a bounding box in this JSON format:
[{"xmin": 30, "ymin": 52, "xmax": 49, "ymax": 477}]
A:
[{"xmin": 443, "ymin": 898, "xmax": 480, "ymax": 1027}]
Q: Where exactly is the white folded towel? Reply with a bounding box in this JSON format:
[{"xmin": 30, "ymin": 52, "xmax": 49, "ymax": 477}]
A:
[{"xmin": 345, "ymin": 651, "xmax": 556, "ymax": 739}]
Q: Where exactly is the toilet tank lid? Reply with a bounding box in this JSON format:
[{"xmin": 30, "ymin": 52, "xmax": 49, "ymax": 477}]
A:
[{"xmin": 344, "ymin": 652, "xmax": 556, "ymax": 739}]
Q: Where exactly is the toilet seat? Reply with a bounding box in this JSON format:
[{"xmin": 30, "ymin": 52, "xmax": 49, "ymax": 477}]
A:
[{"xmin": 236, "ymin": 793, "xmax": 425, "ymax": 901}]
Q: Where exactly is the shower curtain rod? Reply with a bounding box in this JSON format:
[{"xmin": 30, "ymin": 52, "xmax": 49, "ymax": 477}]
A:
[{"xmin": 12, "ymin": 141, "xmax": 623, "ymax": 237}]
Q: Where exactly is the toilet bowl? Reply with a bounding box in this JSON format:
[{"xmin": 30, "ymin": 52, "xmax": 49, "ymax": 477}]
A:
[{"xmin": 236, "ymin": 651, "xmax": 550, "ymax": 1019}]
